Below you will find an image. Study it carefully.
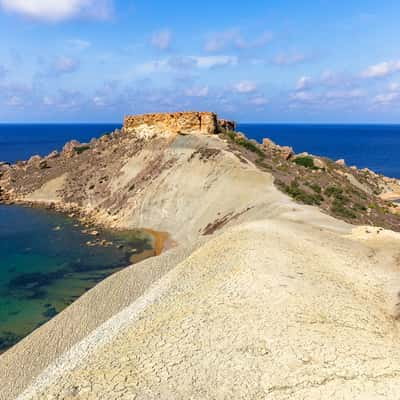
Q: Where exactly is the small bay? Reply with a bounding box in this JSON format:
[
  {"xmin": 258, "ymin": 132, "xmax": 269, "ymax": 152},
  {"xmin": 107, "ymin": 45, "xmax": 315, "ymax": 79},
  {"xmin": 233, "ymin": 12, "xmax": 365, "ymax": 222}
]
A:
[{"xmin": 0, "ymin": 204, "xmax": 155, "ymax": 352}]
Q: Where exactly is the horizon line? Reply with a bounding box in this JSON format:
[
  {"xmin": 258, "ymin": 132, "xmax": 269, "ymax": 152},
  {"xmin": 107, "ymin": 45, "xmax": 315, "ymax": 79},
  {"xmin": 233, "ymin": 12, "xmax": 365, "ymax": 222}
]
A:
[{"xmin": 2, "ymin": 121, "xmax": 400, "ymax": 126}]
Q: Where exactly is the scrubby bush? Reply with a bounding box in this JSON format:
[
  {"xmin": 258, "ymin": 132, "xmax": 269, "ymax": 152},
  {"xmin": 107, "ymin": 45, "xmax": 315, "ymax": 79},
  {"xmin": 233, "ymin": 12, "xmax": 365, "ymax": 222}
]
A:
[
  {"xmin": 353, "ymin": 203, "xmax": 367, "ymax": 211},
  {"xmin": 293, "ymin": 156, "xmax": 317, "ymax": 169},
  {"xmin": 74, "ymin": 145, "xmax": 90, "ymax": 154},
  {"xmin": 331, "ymin": 199, "xmax": 357, "ymax": 219},
  {"xmin": 325, "ymin": 186, "xmax": 343, "ymax": 197},
  {"xmin": 224, "ymin": 131, "xmax": 265, "ymax": 158},
  {"xmin": 305, "ymin": 182, "xmax": 322, "ymax": 193},
  {"xmin": 279, "ymin": 180, "xmax": 323, "ymax": 205},
  {"xmin": 255, "ymin": 159, "xmax": 273, "ymax": 170},
  {"xmin": 225, "ymin": 130, "xmax": 237, "ymax": 141}
]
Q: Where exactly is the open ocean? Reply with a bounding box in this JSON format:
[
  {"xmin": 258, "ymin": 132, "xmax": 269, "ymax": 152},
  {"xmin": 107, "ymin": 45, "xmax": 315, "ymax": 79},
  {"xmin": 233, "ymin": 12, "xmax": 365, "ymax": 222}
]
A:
[{"xmin": 0, "ymin": 123, "xmax": 399, "ymax": 178}]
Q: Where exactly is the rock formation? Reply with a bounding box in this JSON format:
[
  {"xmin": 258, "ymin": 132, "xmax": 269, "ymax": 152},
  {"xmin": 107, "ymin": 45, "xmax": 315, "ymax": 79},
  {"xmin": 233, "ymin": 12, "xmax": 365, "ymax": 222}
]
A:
[
  {"xmin": 123, "ymin": 111, "xmax": 220, "ymax": 138},
  {"xmin": 2, "ymin": 112, "xmax": 400, "ymax": 399}
]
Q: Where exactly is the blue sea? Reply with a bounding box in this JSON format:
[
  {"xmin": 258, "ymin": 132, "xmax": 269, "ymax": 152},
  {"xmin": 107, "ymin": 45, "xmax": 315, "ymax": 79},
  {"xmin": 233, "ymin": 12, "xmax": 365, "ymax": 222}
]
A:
[
  {"xmin": 238, "ymin": 124, "xmax": 400, "ymax": 179},
  {"xmin": 0, "ymin": 122, "xmax": 399, "ymax": 351},
  {"xmin": 0, "ymin": 123, "xmax": 399, "ymax": 178}
]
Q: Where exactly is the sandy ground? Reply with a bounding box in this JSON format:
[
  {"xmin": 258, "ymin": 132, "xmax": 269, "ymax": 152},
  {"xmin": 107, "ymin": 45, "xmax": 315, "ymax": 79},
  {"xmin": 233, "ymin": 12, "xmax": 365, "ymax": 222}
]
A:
[{"xmin": 2, "ymin": 133, "xmax": 400, "ymax": 399}]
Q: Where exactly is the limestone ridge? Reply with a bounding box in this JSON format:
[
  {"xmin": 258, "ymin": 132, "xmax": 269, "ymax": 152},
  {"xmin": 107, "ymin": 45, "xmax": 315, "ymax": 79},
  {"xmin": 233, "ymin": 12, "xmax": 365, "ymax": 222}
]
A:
[
  {"xmin": 123, "ymin": 111, "xmax": 235, "ymax": 138},
  {"xmin": 4, "ymin": 112, "xmax": 400, "ymax": 399}
]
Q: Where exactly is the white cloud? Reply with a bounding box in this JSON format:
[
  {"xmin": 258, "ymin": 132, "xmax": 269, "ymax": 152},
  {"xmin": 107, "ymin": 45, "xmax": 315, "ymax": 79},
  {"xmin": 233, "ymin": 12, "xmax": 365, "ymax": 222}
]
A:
[
  {"xmin": 53, "ymin": 56, "xmax": 79, "ymax": 74},
  {"xmin": 324, "ymin": 89, "xmax": 364, "ymax": 100},
  {"xmin": 6, "ymin": 95, "xmax": 23, "ymax": 106},
  {"xmin": 373, "ymin": 92, "xmax": 400, "ymax": 105},
  {"xmin": 290, "ymin": 91, "xmax": 315, "ymax": 102},
  {"xmin": 250, "ymin": 96, "xmax": 268, "ymax": 106},
  {"xmin": 234, "ymin": 80, "xmax": 257, "ymax": 94},
  {"xmin": 42, "ymin": 96, "xmax": 54, "ymax": 105},
  {"xmin": 373, "ymin": 82, "xmax": 400, "ymax": 105},
  {"xmin": 194, "ymin": 55, "xmax": 238, "ymax": 68},
  {"xmin": 150, "ymin": 29, "xmax": 172, "ymax": 50},
  {"xmin": 0, "ymin": 65, "xmax": 6, "ymax": 79},
  {"xmin": 272, "ymin": 52, "xmax": 308, "ymax": 66},
  {"xmin": 184, "ymin": 86, "xmax": 209, "ymax": 97},
  {"xmin": 0, "ymin": 0, "xmax": 113, "ymax": 21},
  {"xmin": 205, "ymin": 29, "xmax": 272, "ymax": 52},
  {"xmin": 296, "ymin": 76, "xmax": 312, "ymax": 90},
  {"xmin": 388, "ymin": 82, "xmax": 400, "ymax": 91},
  {"xmin": 137, "ymin": 55, "xmax": 238, "ymax": 74},
  {"xmin": 93, "ymin": 96, "xmax": 106, "ymax": 107},
  {"xmin": 67, "ymin": 39, "xmax": 91, "ymax": 50},
  {"xmin": 362, "ymin": 60, "xmax": 400, "ymax": 78}
]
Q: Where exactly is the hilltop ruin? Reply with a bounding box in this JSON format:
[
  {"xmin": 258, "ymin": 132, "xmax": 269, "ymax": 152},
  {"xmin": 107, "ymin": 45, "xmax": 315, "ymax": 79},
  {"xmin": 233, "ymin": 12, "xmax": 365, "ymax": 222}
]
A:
[{"xmin": 123, "ymin": 111, "xmax": 235, "ymax": 138}]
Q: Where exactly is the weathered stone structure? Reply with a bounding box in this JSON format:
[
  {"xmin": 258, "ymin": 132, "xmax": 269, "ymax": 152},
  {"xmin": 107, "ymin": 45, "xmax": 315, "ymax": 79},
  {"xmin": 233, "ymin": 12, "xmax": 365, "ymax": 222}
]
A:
[
  {"xmin": 123, "ymin": 111, "xmax": 236, "ymax": 139},
  {"xmin": 218, "ymin": 119, "xmax": 236, "ymax": 132},
  {"xmin": 123, "ymin": 112, "xmax": 219, "ymax": 138}
]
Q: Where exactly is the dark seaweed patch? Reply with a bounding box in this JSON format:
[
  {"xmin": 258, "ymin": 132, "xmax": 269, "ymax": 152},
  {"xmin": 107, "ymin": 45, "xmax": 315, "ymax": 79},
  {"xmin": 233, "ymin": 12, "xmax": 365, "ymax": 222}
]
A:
[
  {"xmin": 0, "ymin": 331, "xmax": 22, "ymax": 352},
  {"xmin": 8, "ymin": 271, "xmax": 65, "ymax": 290},
  {"xmin": 42, "ymin": 307, "xmax": 57, "ymax": 319}
]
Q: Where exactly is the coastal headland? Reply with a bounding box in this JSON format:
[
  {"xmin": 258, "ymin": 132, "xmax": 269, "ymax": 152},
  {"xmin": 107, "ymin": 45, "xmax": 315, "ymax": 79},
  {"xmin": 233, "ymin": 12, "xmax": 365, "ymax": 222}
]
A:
[{"xmin": 2, "ymin": 112, "xmax": 400, "ymax": 399}]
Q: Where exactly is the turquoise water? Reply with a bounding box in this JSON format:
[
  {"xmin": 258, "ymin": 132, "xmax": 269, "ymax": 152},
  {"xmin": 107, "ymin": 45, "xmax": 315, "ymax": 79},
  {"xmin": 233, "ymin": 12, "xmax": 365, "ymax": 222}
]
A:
[{"xmin": 0, "ymin": 205, "xmax": 154, "ymax": 352}]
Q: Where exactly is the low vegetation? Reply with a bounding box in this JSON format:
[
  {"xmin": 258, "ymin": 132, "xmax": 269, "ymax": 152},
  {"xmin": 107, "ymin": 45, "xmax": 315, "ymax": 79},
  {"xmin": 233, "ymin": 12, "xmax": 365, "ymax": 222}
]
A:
[
  {"xmin": 224, "ymin": 131, "xmax": 265, "ymax": 158},
  {"xmin": 224, "ymin": 129, "xmax": 400, "ymax": 231},
  {"xmin": 293, "ymin": 156, "xmax": 318, "ymax": 170},
  {"xmin": 74, "ymin": 145, "xmax": 90, "ymax": 155},
  {"xmin": 277, "ymin": 179, "xmax": 323, "ymax": 205}
]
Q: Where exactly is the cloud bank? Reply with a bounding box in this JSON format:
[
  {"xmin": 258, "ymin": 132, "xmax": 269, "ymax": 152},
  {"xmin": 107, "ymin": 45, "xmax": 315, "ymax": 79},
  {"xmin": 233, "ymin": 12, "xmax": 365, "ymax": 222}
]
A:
[{"xmin": 0, "ymin": 0, "xmax": 113, "ymax": 21}]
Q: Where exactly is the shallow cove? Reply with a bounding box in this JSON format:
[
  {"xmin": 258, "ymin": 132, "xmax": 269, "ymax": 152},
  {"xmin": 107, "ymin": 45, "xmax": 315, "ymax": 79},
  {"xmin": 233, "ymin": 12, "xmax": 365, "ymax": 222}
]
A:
[{"xmin": 0, "ymin": 204, "xmax": 156, "ymax": 353}]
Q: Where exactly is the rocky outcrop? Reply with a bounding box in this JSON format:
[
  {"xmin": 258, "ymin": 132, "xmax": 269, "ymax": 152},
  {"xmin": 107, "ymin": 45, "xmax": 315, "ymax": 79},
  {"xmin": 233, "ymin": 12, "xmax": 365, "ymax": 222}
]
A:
[
  {"xmin": 123, "ymin": 112, "xmax": 219, "ymax": 138},
  {"xmin": 262, "ymin": 137, "xmax": 294, "ymax": 160},
  {"xmin": 218, "ymin": 119, "xmax": 236, "ymax": 132}
]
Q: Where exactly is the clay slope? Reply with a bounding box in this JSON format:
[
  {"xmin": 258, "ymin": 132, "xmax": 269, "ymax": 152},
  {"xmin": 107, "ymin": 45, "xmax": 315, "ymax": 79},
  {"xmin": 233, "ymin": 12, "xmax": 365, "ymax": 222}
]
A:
[{"xmin": 17, "ymin": 212, "xmax": 400, "ymax": 400}]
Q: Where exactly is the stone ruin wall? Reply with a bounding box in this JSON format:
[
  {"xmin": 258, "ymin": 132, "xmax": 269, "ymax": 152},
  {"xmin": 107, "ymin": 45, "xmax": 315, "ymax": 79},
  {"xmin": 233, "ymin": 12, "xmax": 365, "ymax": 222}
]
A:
[{"xmin": 123, "ymin": 112, "xmax": 235, "ymax": 137}]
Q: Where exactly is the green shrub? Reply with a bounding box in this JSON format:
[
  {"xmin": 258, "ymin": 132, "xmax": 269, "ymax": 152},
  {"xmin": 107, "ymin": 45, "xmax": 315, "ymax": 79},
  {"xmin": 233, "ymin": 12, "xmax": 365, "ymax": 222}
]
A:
[
  {"xmin": 325, "ymin": 186, "xmax": 343, "ymax": 197},
  {"xmin": 346, "ymin": 187, "xmax": 368, "ymax": 200},
  {"xmin": 255, "ymin": 159, "xmax": 272, "ymax": 170},
  {"xmin": 224, "ymin": 131, "xmax": 265, "ymax": 158},
  {"xmin": 293, "ymin": 156, "xmax": 317, "ymax": 169},
  {"xmin": 325, "ymin": 185, "xmax": 350, "ymax": 203},
  {"xmin": 74, "ymin": 145, "xmax": 90, "ymax": 154},
  {"xmin": 235, "ymin": 138, "xmax": 265, "ymax": 158},
  {"xmin": 225, "ymin": 130, "xmax": 237, "ymax": 141},
  {"xmin": 353, "ymin": 203, "xmax": 367, "ymax": 211},
  {"xmin": 331, "ymin": 199, "xmax": 357, "ymax": 219},
  {"xmin": 280, "ymin": 180, "xmax": 323, "ymax": 205},
  {"xmin": 306, "ymin": 182, "xmax": 322, "ymax": 193}
]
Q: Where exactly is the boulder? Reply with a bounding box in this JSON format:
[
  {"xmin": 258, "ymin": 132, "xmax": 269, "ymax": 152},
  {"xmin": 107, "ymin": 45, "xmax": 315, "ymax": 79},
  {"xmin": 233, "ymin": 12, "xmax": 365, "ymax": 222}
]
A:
[
  {"xmin": 46, "ymin": 150, "xmax": 59, "ymax": 159},
  {"xmin": 262, "ymin": 138, "xmax": 275, "ymax": 148},
  {"xmin": 279, "ymin": 146, "xmax": 294, "ymax": 160},
  {"xmin": 62, "ymin": 140, "xmax": 81, "ymax": 157},
  {"xmin": 39, "ymin": 160, "xmax": 49, "ymax": 169},
  {"xmin": 335, "ymin": 159, "xmax": 346, "ymax": 167},
  {"xmin": 313, "ymin": 157, "xmax": 326, "ymax": 169},
  {"xmin": 218, "ymin": 119, "xmax": 236, "ymax": 132},
  {"xmin": 296, "ymin": 152, "xmax": 310, "ymax": 158},
  {"xmin": 28, "ymin": 155, "xmax": 41, "ymax": 166}
]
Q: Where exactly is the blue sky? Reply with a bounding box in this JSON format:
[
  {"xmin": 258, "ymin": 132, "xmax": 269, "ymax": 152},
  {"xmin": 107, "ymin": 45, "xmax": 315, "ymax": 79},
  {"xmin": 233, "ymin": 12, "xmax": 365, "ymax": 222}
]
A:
[{"xmin": 1, "ymin": 1, "xmax": 400, "ymax": 122}]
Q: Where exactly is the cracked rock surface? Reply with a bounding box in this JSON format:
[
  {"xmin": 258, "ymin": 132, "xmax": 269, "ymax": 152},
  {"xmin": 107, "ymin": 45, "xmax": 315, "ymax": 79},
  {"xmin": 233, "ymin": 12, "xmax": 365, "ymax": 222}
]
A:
[{"xmin": 19, "ymin": 218, "xmax": 400, "ymax": 399}]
